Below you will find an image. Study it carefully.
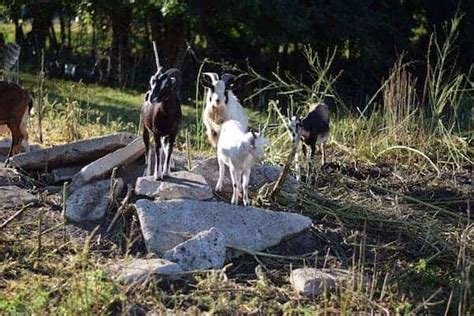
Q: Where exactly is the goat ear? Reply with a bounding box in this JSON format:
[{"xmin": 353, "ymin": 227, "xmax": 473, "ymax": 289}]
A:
[
  {"xmin": 203, "ymin": 72, "xmax": 219, "ymax": 84},
  {"xmin": 221, "ymin": 73, "xmax": 236, "ymax": 88},
  {"xmin": 200, "ymin": 75, "xmax": 214, "ymax": 89}
]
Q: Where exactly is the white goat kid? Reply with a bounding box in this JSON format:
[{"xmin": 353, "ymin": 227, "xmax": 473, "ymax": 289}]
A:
[
  {"xmin": 202, "ymin": 73, "xmax": 248, "ymax": 147},
  {"xmin": 216, "ymin": 120, "xmax": 267, "ymax": 206}
]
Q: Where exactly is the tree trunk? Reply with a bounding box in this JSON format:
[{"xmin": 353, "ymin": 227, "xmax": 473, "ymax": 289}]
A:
[
  {"xmin": 29, "ymin": 3, "xmax": 51, "ymax": 58},
  {"xmin": 14, "ymin": 20, "xmax": 24, "ymax": 45},
  {"xmin": 59, "ymin": 14, "xmax": 66, "ymax": 49},
  {"xmin": 110, "ymin": 5, "xmax": 132, "ymax": 86}
]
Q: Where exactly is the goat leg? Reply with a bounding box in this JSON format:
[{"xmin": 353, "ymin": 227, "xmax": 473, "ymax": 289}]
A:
[
  {"xmin": 215, "ymin": 157, "xmax": 225, "ymax": 192},
  {"xmin": 302, "ymin": 143, "xmax": 309, "ymax": 183},
  {"xmin": 309, "ymin": 143, "xmax": 316, "ymax": 185},
  {"xmin": 6, "ymin": 124, "xmax": 22, "ymax": 158},
  {"xmin": 153, "ymin": 135, "xmax": 162, "ymax": 180},
  {"xmin": 320, "ymin": 143, "xmax": 326, "ymax": 165},
  {"xmin": 19, "ymin": 108, "xmax": 30, "ymax": 153},
  {"xmin": 242, "ymin": 168, "xmax": 251, "ymax": 206},
  {"xmin": 229, "ymin": 165, "xmax": 239, "ymax": 205},
  {"xmin": 163, "ymin": 136, "xmax": 175, "ymax": 177},
  {"xmin": 142, "ymin": 127, "xmax": 151, "ymax": 176}
]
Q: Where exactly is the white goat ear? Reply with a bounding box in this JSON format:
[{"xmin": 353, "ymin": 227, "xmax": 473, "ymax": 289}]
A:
[{"xmin": 203, "ymin": 72, "xmax": 219, "ymax": 84}]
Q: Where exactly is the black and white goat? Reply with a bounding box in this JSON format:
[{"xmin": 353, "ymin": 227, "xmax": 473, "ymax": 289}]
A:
[
  {"xmin": 141, "ymin": 67, "xmax": 181, "ymax": 180},
  {"xmin": 201, "ymin": 72, "xmax": 248, "ymax": 147},
  {"xmin": 288, "ymin": 102, "xmax": 330, "ymax": 182}
]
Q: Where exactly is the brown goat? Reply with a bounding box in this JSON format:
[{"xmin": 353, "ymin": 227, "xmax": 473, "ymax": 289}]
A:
[
  {"xmin": 141, "ymin": 68, "xmax": 181, "ymax": 180},
  {"xmin": 0, "ymin": 81, "xmax": 33, "ymax": 161}
]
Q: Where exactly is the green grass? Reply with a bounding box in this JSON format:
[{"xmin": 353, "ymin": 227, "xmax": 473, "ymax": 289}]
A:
[
  {"xmin": 0, "ymin": 15, "xmax": 472, "ymax": 314},
  {"xmin": 0, "ymin": 69, "xmax": 470, "ymax": 314}
]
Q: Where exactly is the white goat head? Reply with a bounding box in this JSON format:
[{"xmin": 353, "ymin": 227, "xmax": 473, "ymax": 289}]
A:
[
  {"xmin": 248, "ymin": 130, "xmax": 267, "ymax": 162},
  {"xmin": 202, "ymin": 72, "xmax": 236, "ymax": 110},
  {"xmin": 288, "ymin": 115, "xmax": 303, "ymax": 143}
]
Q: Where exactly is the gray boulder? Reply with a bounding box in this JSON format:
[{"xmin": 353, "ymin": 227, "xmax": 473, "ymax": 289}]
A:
[
  {"xmin": 0, "ymin": 185, "xmax": 37, "ymax": 210},
  {"xmin": 192, "ymin": 157, "xmax": 299, "ymax": 193},
  {"xmin": 107, "ymin": 258, "xmax": 183, "ymax": 285},
  {"xmin": 135, "ymin": 171, "xmax": 213, "ymax": 201},
  {"xmin": 9, "ymin": 132, "xmax": 137, "ymax": 171},
  {"xmin": 134, "ymin": 199, "xmax": 312, "ymax": 255},
  {"xmin": 66, "ymin": 178, "xmax": 124, "ymax": 222},
  {"xmin": 163, "ymin": 227, "xmax": 226, "ymax": 271},
  {"xmin": 70, "ymin": 137, "xmax": 145, "ymax": 190}
]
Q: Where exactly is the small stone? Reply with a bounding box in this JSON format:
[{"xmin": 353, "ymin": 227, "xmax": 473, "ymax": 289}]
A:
[
  {"xmin": 290, "ymin": 268, "xmax": 353, "ymax": 297},
  {"xmin": 163, "ymin": 227, "xmax": 226, "ymax": 271},
  {"xmin": 107, "ymin": 258, "xmax": 183, "ymax": 285},
  {"xmin": 135, "ymin": 171, "xmax": 213, "ymax": 201},
  {"xmin": 66, "ymin": 178, "xmax": 124, "ymax": 222}
]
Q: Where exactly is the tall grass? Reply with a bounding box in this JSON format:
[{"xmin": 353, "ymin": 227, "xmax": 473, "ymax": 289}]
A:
[{"xmin": 245, "ymin": 14, "xmax": 472, "ymax": 171}]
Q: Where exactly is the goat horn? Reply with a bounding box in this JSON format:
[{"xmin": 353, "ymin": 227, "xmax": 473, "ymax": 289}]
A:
[
  {"xmin": 203, "ymin": 72, "xmax": 219, "ymax": 84},
  {"xmin": 164, "ymin": 68, "xmax": 180, "ymax": 78}
]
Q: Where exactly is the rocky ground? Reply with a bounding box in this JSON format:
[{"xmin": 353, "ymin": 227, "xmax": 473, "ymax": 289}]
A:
[{"xmin": 0, "ymin": 134, "xmax": 471, "ymax": 314}]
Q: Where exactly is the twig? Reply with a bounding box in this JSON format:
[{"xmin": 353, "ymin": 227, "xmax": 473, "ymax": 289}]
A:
[
  {"xmin": 107, "ymin": 185, "xmax": 134, "ymax": 233},
  {"xmin": 411, "ymin": 287, "xmax": 444, "ymax": 314},
  {"xmin": 0, "ymin": 202, "xmax": 35, "ymax": 230},
  {"xmin": 185, "ymin": 129, "xmax": 192, "ymax": 170}
]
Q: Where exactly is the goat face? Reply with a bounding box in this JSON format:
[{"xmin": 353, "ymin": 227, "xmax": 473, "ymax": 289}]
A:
[
  {"xmin": 288, "ymin": 116, "xmax": 303, "ymax": 143},
  {"xmin": 148, "ymin": 69, "xmax": 179, "ymax": 104},
  {"xmin": 249, "ymin": 131, "xmax": 267, "ymax": 162},
  {"xmin": 202, "ymin": 72, "xmax": 236, "ymax": 110}
]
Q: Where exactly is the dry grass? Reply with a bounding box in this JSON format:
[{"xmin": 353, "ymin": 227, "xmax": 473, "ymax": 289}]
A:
[{"xmin": 0, "ymin": 15, "xmax": 472, "ymax": 314}]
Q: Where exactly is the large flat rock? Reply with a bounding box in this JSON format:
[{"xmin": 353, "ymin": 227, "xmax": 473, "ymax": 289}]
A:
[
  {"xmin": 9, "ymin": 132, "xmax": 137, "ymax": 171},
  {"xmin": 135, "ymin": 171, "xmax": 213, "ymax": 201},
  {"xmin": 163, "ymin": 227, "xmax": 226, "ymax": 271},
  {"xmin": 192, "ymin": 157, "xmax": 299, "ymax": 193},
  {"xmin": 66, "ymin": 178, "xmax": 124, "ymax": 222},
  {"xmin": 0, "ymin": 185, "xmax": 37, "ymax": 210},
  {"xmin": 107, "ymin": 258, "xmax": 183, "ymax": 285},
  {"xmin": 70, "ymin": 137, "xmax": 145, "ymax": 190},
  {"xmin": 135, "ymin": 199, "xmax": 312, "ymax": 255}
]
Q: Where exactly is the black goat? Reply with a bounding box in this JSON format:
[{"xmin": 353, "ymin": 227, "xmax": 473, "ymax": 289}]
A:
[
  {"xmin": 288, "ymin": 102, "xmax": 330, "ymax": 181},
  {"xmin": 141, "ymin": 68, "xmax": 181, "ymax": 180}
]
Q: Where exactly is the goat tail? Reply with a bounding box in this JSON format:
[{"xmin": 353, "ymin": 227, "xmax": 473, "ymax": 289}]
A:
[
  {"xmin": 28, "ymin": 98, "xmax": 34, "ymax": 113},
  {"xmin": 27, "ymin": 92, "xmax": 35, "ymax": 115}
]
